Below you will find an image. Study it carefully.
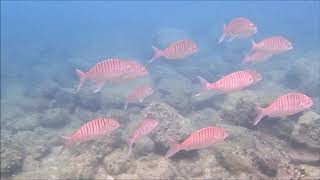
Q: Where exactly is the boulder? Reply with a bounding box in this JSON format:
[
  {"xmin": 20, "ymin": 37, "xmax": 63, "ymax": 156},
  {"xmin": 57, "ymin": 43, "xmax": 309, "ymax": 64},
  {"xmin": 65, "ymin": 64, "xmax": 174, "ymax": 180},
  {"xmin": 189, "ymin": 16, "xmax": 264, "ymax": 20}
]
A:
[
  {"xmin": 103, "ymin": 149, "xmax": 132, "ymax": 176},
  {"xmin": 291, "ymin": 111, "xmax": 320, "ymax": 150},
  {"xmin": 140, "ymin": 102, "xmax": 193, "ymax": 154}
]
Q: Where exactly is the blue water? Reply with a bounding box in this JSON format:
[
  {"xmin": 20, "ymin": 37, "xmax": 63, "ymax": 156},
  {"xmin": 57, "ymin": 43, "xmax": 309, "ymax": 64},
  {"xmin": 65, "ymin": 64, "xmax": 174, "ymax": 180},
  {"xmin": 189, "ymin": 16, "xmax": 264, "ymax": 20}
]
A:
[{"xmin": 1, "ymin": 1, "xmax": 320, "ymax": 179}]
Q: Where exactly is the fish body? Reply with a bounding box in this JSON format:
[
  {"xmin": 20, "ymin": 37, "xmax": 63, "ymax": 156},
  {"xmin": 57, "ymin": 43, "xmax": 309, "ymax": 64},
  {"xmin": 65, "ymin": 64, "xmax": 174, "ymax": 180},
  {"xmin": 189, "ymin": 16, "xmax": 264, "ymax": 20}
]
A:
[
  {"xmin": 149, "ymin": 39, "xmax": 198, "ymax": 63},
  {"xmin": 165, "ymin": 126, "xmax": 228, "ymax": 158},
  {"xmin": 198, "ymin": 70, "xmax": 262, "ymax": 94},
  {"xmin": 219, "ymin": 17, "xmax": 257, "ymax": 44},
  {"xmin": 251, "ymin": 36, "xmax": 293, "ymax": 54},
  {"xmin": 76, "ymin": 59, "xmax": 148, "ymax": 93},
  {"xmin": 64, "ymin": 118, "xmax": 120, "ymax": 146},
  {"xmin": 124, "ymin": 85, "xmax": 154, "ymax": 110},
  {"xmin": 253, "ymin": 93, "xmax": 313, "ymax": 126},
  {"xmin": 243, "ymin": 51, "xmax": 274, "ymax": 63},
  {"xmin": 128, "ymin": 119, "xmax": 159, "ymax": 156}
]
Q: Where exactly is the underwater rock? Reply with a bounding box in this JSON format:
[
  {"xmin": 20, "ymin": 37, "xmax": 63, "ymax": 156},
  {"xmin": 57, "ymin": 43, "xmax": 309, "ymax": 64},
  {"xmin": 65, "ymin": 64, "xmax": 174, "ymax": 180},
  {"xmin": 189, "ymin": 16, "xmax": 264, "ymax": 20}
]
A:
[
  {"xmin": 134, "ymin": 154, "xmax": 176, "ymax": 179},
  {"xmin": 132, "ymin": 136, "xmax": 155, "ymax": 157},
  {"xmin": 57, "ymin": 151, "xmax": 99, "ymax": 179},
  {"xmin": 220, "ymin": 98, "xmax": 256, "ymax": 127},
  {"xmin": 140, "ymin": 102, "xmax": 193, "ymax": 154},
  {"xmin": 103, "ymin": 149, "xmax": 132, "ymax": 176},
  {"xmin": 291, "ymin": 111, "xmax": 320, "ymax": 150},
  {"xmin": 95, "ymin": 167, "xmax": 114, "ymax": 180},
  {"xmin": 77, "ymin": 93, "xmax": 102, "ymax": 112},
  {"xmin": 282, "ymin": 58, "xmax": 320, "ymax": 98},
  {"xmin": 0, "ymin": 135, "xmax": 24, "ymax": 178},
  {"xmin": 39, "ymin": 108, "xmax": 69, "ymax": 128},
  {"xmin": 11, "ymin": 112, "xmax": 40, "ymax": 131},
  {"xmin": 155, "ymin": 70, "xmax": 195, "ymax": 113}
]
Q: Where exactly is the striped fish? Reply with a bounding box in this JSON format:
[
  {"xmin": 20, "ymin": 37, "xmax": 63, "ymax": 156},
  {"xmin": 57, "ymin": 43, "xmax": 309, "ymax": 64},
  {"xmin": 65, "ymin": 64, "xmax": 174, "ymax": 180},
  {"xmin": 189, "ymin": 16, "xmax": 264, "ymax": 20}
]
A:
[
  {"xmin": 64, "ymin": 118, "xmax": 120, "ymax": 146},
  {"xmin": 148, "ymin": 39, "xmax": 198, "ymax": 63},
  {"xmin": 251, "ymin": 36, "xmax": 293, "ymax": 54},
  {"xmin": 76, "ymin": 58, "xmax": 148, "ymax": 93},
  {"xmin": 253, "ymin": 93, "xmax": 313, "ymax": 126},
  {"xmin": 124, "ymin": 85, "xmax": 154, "ymax": 110},
  {"xmin": 128, "ymin": 119, "xmax": 159, "ymax": 156},
  {"xmin": 165, "ymin": 126, "xmax": 228, "ymax": 158},
  {"xmin": 197, "ymin": 70, "xmax": 262, "ymax": 95},
  {"xmin": 219, "ymin": 17, "xmax": 257, "ymax": 44},
  {"xmin": 243, "ymin": 51, "xmax": 274, "ymax": 63}
]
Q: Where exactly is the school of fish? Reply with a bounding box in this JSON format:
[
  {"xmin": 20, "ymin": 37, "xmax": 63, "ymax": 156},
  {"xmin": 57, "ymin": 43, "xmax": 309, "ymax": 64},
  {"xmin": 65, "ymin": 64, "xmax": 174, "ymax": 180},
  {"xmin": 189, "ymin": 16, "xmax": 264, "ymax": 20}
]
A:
[{"xmin": 64, "ymin": 16, "xmax": 313, "ymax": 159}]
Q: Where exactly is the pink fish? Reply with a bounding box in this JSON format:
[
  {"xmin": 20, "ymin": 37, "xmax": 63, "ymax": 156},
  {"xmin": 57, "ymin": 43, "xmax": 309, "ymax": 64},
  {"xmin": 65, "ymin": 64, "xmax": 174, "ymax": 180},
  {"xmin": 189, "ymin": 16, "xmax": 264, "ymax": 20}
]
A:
[
  {"xmin": 148, "ymin": 39, "xmax": 198, "ymax": 63},
  {"xmin": 165, "ymin": 126, "xmax": 228, "ymax": 158},
  {"xmin": 219, "ymin": 17, "xmax": 257, "ymax": 44},
  {"xmin": 128, "ymin": 119, "xmax": 159, "ymax": 156},
  {"xmin": 197, "ymin": 70, "xmax": 262, "ymax": 95},
  {"xmin": 251, "ymin": 36, "xmax": 293, "ymax": 54},
  {"xmin": 124, "ymin": 85, "xmax": 154, "ymax": 110},
  {"xmin": 243, "ymin": 51, "xmax": 274, "ymax": 63},
  {"xmin": 253, "ymin": 93, "xmax": 313, "ymax": 126},
  {"xmin": 64, "ymin": 118, "xmax": 120, "ymax": 146},
  {"xmin": 76, "ymin": 59, "xmax": 148, "ymax": 93}
]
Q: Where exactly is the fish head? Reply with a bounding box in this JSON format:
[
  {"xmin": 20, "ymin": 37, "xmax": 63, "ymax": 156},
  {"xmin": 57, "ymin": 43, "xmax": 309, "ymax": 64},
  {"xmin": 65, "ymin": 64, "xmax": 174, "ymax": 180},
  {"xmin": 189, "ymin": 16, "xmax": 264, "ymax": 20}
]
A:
[
  {"xmin": 246, "ymin": 70, "xmax": 263, "ymax": 83},
  {"xmin": 248, "ymin": 22, "xmax": 257, "ymax": 34},
  {"xmin": 223, "ymin": 130, "xmax": 229, "ymax": 139},
  {"xmin": 301, "ymin": 95, "xmax": 313, "ymax": 109},
  {"xmin": 285, "ymin": 41, "xmax": 293, "ymax": 51},
  {"xmin": 110, "ymin": 119, "xmax": 120, "ymax": 130},
  {"xmin": 126, "ymin": 62, "xmax": 149, "ymax": 77}
]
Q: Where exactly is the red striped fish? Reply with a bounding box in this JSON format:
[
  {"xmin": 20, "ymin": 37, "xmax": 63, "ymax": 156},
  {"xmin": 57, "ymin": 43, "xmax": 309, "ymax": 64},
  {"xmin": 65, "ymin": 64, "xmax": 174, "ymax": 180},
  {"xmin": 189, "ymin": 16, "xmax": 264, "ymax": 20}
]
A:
[
  {"xmin": 124, "ymin": 85, "xmax": 154, "ymax": 110},
  {"xmin": 64, "ymin": 118, "xmax": 120, "ymax": 146},
  {"xmin": 219, "ymin": 17, "xmax": 257, "ymax": 44},
  {"xmin": 148, "ymin": 39, "xmax": 198, "ymax": 63},
  {"xmin": 251, "ymin": 36, "xmax": 293, "ymax": 54},
  {"xmin": 76, "ymin": 58, "xmax": 148, "ymax": 93},
  {"xmin": 165, "ymin": 126, "xmax": 228, "ymax": 158},
  {"xmin": 243, "ymin": 51, "xmax": 274, "ymax": 63},
  {"xmin": 196, "ymin": 70, "xmax": 262, "ymax": 95},
  {"xmin": 253, "ymin": 93, "xmax": 313, "ymax": 126},
  {"xmin": 128, "ymin": 119, "xmax": 159, "ymax": 156}
]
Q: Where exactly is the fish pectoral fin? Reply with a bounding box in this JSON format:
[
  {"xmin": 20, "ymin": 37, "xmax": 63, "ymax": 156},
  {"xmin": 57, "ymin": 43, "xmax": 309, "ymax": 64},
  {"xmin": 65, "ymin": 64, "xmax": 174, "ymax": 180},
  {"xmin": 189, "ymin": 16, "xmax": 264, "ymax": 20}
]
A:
[
  {"xmin": 138, "ymin": 98, "xmax": 145, "ymax": 103},
  {"xmin": 227, "ymin": 36, "xmax": 237, "ymax": 42},
  {"xmin": 93, "ymin": 81, "xmax": 106, "ymax": 93}
]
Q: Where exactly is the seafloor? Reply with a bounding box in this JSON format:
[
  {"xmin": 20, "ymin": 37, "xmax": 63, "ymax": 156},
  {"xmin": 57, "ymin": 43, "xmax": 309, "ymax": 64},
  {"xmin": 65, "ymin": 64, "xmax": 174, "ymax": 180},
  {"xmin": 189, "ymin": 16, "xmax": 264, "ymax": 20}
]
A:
[{"xmin": 1, "ymin": 28, "xmax": 320, "ymax": 179}]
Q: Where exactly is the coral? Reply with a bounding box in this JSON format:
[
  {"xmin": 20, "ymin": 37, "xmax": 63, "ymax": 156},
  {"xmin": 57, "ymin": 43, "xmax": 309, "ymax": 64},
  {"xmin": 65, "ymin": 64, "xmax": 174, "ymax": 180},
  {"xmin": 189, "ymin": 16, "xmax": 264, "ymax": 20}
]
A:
[{"xmin": 140, "ymin": 102, "xmax": 193, "ymax": 154}]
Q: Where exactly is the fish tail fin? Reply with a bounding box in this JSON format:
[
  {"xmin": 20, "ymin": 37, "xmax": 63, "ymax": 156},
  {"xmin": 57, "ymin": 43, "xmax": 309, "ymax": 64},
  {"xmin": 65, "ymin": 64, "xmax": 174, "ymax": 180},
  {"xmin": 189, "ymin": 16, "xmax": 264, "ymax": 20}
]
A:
[
  {"xmin": 123, "ymin": 101, "xmax": 128, "ymax": 110},
  {"xmin": 218, "ymin": 24, "xmax": 226, "ymax": 44},
  {"xmin": 253, "ymin": 107, "xmax": 266, "ymax": 126},
  {"xmin": 148, "ymin": 46, "xmax": 163, "ymax": 64},
  {"xmin": 128, "ymin": 139, "xmax": 134, "ymax": 157},
  {"xmin": 75, "ymin": 69, "xmax": 87, "ymax": 93},
  {"xmin": 252, "ymin": 40, "xmax": 257, "ymax": 50},
  {"xmin": 195, "ymin": 76, "xmax": 211, "ymax": 96},
  {"xmin": 58, "ymin": 136, "xmax": 71, "ymax": 155},
  {"xmin": 165, "ymin": 141, "xmax": 181, "ymax": 158}
]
